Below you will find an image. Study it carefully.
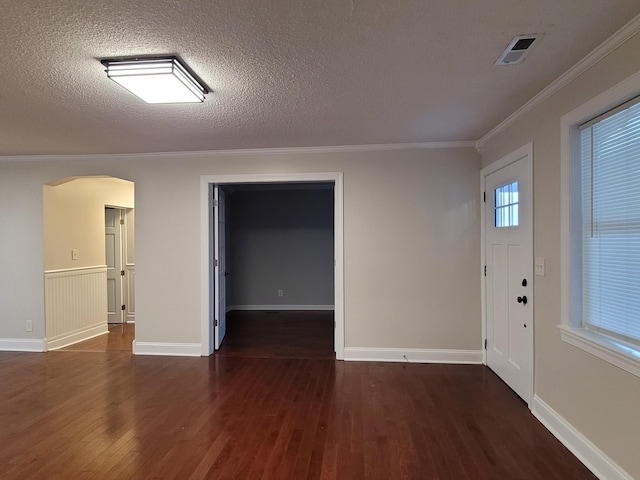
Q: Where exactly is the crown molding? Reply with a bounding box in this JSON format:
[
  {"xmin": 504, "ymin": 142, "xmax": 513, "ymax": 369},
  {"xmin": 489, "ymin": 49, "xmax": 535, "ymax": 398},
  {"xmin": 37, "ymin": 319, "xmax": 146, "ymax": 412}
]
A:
[
  {"xmin": 0, "ymin": 141, "xmax": 476, "ymax": 163},
  {"xmin": 2, "ymin": 14, "xmax": 640, "ymax": 162},
  {"xmin": 476, "ymin": 12, "xmax": 640, "ymax": 151}
]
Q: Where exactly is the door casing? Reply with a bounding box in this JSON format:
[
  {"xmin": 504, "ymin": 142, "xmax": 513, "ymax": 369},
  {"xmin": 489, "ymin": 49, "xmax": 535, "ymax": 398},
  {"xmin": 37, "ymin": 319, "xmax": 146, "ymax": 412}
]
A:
[
  {"xmin": 105, "ymin": 207, "xmax": 124, "ymax": 324},
  {"xmin": 213, "ymin": 186, "xmax": 227, "ymax": 350},
  {"xmin": 200, "ymin": 172, "xmax": 345, "ymax": 358},
  {"xmin": 481, "ymin": 142, "xmax": 534, "ymax": 406}
]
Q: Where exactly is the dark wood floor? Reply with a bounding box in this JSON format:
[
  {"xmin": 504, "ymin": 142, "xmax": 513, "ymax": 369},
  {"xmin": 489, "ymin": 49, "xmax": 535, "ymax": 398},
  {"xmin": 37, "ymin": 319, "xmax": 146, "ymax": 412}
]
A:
[
  {"xmin": 218, "ymin": 310, "xmax": 335, "ymax": 359},
  {"xmin": 0, "ymin": 312, "xmax": 596, "ymax": 479},
  {"xmin": 60, "ymin": 323, "xmax": 135, "ymax": 353}
]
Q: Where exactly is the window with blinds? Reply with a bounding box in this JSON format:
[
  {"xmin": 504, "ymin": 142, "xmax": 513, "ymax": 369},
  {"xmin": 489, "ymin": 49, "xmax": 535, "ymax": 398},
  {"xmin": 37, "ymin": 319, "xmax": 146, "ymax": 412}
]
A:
[{"xmin": 580, "ymin": 98, "xmax": 640, "ymax": 345}]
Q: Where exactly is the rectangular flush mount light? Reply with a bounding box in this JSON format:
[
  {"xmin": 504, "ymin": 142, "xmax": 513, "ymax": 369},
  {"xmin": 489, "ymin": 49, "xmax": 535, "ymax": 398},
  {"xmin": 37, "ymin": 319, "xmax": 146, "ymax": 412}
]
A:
[{"xmin": 102, "ymin": 57, "xmax": 208, "ymax": 103}]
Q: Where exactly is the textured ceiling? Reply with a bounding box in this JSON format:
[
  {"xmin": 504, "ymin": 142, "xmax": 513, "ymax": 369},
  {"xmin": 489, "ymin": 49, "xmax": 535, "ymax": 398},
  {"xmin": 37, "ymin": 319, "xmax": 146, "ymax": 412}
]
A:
[{"xmin": 1, "ymin": 0, "xmax": 640, "ymax": 156}]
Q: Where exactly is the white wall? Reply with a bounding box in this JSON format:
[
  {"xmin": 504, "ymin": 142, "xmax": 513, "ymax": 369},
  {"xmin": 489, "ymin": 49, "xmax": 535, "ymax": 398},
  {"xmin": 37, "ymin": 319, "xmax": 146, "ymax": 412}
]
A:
[
  {"xmin": 0, "ymin": 147, "xmax": 481, "ymax": 352},
  {"xmin": 480, "ymin": 32, "xmax": 640, "ymax": 480},
  {"xmin": 228, "ymin": 188, "xmax": 334, "ymax": 309}
]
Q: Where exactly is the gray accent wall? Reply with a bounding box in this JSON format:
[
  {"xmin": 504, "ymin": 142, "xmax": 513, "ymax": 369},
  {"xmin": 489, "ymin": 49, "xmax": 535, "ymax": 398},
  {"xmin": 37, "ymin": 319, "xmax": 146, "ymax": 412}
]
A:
[{"xmin": 227, "ymin": 188, "xmax": 334, "ymax": 308}]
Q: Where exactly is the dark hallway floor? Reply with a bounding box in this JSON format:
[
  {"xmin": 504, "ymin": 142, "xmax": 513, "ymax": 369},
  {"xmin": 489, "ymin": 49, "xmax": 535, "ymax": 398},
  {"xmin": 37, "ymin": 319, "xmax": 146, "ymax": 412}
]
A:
[{"xmin": 217, "ymin": 310, "xmax": 335, "ymax": 360}]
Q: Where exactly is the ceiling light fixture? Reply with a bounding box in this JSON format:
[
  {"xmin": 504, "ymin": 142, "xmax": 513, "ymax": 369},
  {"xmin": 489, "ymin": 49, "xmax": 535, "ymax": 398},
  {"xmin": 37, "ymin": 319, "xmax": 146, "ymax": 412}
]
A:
[{"xmin": 102, "ymin": 57, "xmax": 208, "ymax": 104}]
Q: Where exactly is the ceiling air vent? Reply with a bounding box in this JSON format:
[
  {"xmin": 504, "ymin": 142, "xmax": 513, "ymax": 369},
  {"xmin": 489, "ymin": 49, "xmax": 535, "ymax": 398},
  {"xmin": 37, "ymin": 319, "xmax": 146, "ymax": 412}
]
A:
[{"xmin": 495, "ymin": 35, "xmax": 540, "ymax": 65}]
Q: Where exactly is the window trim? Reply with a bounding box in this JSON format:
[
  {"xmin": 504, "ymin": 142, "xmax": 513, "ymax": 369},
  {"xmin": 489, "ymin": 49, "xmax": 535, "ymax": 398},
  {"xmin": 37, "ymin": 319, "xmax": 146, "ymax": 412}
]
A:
[{"xmin": 560, "ymin": 69, "xmax": 640, "ymax": 378}]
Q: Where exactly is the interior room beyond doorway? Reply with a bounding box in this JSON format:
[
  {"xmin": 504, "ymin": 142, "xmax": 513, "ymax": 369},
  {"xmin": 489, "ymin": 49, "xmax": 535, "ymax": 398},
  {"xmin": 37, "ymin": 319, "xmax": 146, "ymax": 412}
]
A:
[{"xmin": 214, "ymin": 182, "xmax": 336, "ymax": 358}]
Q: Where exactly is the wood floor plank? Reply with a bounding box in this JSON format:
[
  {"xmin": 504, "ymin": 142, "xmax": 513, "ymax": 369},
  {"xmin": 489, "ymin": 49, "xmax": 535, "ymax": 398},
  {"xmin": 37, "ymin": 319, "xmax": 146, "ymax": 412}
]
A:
[
  {"xmin": 59, "ymin": 323, "xmax": 134, "ymax": 353},
  {"xmin": 0, "ymin": 312, "xmax": 598, "ymax": 479}
]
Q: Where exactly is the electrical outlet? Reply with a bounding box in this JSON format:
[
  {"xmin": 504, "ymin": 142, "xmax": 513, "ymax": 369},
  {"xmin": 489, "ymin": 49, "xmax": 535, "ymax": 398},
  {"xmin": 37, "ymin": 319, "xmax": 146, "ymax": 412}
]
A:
[
  {"xmin": 277, "ymin": 289, "xmax": 284, "ymax": 297},
  {"xmin": 26, "ymin": 320, "xmax": 33, "ymax": 332}
]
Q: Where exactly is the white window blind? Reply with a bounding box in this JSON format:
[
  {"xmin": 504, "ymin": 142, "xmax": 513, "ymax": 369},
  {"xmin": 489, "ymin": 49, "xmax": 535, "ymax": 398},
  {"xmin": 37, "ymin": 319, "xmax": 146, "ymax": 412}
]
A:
[{"xmin": 581, "ymin": 99, "xmax": 640, "ymax": 345}]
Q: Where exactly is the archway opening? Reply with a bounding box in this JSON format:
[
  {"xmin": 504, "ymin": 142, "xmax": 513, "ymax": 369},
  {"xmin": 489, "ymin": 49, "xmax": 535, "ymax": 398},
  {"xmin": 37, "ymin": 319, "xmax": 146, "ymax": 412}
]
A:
[{"xmin": 43, "ymin": 176, "xmax": 135, "ymax": 352}]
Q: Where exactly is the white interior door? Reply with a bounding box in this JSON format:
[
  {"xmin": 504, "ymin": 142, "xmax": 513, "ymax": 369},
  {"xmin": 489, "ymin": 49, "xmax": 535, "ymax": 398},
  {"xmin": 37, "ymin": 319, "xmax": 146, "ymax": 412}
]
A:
[
  {"xmin": 105, "ymin": 208, "xmax": 123, "ymax": 324},
  {"xmin": 214, "ymin": 187, "xmax": 227, "ymax": 350},
  {"xmin": 484, "ymin": 148, "xmax": 533, "ymax": 403}
]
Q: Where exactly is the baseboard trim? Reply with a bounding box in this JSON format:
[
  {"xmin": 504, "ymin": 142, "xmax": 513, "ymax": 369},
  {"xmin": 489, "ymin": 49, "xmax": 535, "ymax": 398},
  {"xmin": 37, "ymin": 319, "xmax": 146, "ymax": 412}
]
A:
[
  {"xmin": 227, "ymin": 305, "xmax": 335, "ymax": 312},
  {"xmin": 0, "ymin": 338, "xmax": 46, "ymax": 352},
  {"xmin": 343, "ymin": 347, "xmax": 483, "ymax": 364},
  {"xmin": 532, "ymin": 395, "xmax": 633, "ymax": 480},
  {"xmin": 132, "ymin": 341, "xmax": 202, "ymax": 357},
  {"xmin": 46, "ymin": 323, "xmax": 109, "ymax": 350}
]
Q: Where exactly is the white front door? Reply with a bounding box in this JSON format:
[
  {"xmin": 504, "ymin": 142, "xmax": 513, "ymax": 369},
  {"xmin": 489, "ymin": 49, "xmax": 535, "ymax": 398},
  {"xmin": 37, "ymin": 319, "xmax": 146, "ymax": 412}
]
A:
[
  {"xmin": 105, "ymin": 207, "xmax": 123, "ymax": 324},
  {"xmin": 484, "ymin": 145, "xmax": 533, "ymax": 403},
  {"xmin": 214, "ymin": 187, "xmax": 227, "ymax": 350}
]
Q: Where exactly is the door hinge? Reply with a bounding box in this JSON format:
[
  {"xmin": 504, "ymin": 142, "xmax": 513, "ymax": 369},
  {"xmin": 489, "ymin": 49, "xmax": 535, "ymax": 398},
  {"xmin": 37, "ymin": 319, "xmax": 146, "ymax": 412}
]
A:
[
  {"xmin": 121, "ymin": 304, "xmax": 126, "ymax": 311},
  {"xmin": 484, "ymin": 338, "xmax": 487, "ymax": 349},
  {"xmin": 214, "ymin": 319, "xmax": 218, "ymax": 326},
  {"xmin": 483, "ymin": 191, "xmax": 486, "ymax": 203},
  {"xmin": 213, "ymin": 199, "xmax": 218, "ymax": 207},
  {"xmin": 120, "ymin": 218, "xmax": 124, "ymax": 225},
  {"xmin": 484, "ymin": 265, "xmax": 486, "ymax": 277},
  {"xmin": 214, "ymin": 259, "xmax": 218, "ymax": 267},
  {"xmin": 121, "ymin": 270, "xmax": 125, "ymax": 276}
]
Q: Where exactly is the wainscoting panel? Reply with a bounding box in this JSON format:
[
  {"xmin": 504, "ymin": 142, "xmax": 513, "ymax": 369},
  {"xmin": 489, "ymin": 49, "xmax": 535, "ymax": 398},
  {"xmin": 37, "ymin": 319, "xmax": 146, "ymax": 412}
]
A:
[{"xmin": 44, "ymin": 266, "xmax": 109, "ymax": 350}]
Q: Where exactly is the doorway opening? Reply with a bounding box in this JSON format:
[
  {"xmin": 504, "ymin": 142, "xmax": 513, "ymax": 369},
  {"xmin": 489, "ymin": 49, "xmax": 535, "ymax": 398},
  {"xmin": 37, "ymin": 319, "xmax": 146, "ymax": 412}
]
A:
[
  {"xmin": 215, "ymin": 183, "xmax": 335, "ymax": 359},
  {"xmin": 43, "ymin": 176, "xmax": 135, "ymax": 353},
  {"xmin": 200, "ymin": 173, "xmax": 345, "ymax": 359},
  {"xmin": 105, "ymin": 207, "xmax": 135, "ymax": 325}
]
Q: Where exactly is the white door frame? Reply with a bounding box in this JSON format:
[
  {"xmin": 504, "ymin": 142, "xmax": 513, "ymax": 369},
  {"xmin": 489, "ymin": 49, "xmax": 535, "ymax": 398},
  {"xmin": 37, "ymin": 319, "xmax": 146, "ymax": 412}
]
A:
[
  {"xmin": 213, "ymin": 185, "xmax": 227, "ymax": 350},
  {"xmin": 105, "ymin": 206, "xmax": 126, "ymax": 324},
  {"xmin": 200, "ymin": 172, "xmax": 345, "ymax": 359},
  {"xmin": 480, "ymin": 142, "xmax": 534, "ymax": 405}
]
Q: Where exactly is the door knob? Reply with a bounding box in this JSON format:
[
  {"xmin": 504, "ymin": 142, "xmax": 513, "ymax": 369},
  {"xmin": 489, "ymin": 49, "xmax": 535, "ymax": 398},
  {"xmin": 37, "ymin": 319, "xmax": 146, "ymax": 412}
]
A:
[{"xmin": 517, "ymin": 296, "xmax": 528, "ymax": 305}]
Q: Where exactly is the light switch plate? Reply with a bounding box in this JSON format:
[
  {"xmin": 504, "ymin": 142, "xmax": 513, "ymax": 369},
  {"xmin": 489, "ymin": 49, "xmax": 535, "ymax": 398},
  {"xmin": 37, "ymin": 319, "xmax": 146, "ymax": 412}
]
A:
[
  {"xmin": 71, "ymin": 249, "xmax": 79, "ymax": 260},
  {"xmin": 535, "ymin": 257, "xmax": 545, "ymax": 276}
]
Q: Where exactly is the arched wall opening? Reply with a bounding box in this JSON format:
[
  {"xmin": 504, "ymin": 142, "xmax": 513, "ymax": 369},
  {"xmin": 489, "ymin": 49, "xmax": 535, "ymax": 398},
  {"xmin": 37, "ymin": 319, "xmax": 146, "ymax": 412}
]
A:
[{"xmin": 43, "ymin": 175, "xmax": 135, "ymax": 350}]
